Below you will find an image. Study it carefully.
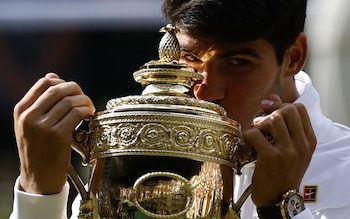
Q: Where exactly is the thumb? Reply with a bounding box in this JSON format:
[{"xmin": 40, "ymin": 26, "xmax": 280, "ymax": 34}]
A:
[
  {"xmin": 253, "ymin": 94, "xmax": 283, "ymax": 126},
  {"xmin": 261, "ymin": 94, "xmax": 282, "ymax": 114}
]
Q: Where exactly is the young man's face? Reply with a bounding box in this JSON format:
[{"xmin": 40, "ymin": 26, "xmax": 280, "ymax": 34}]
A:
[{"xmin": 176, "ymin": 31, "xmax": 286, "ymax": 131}]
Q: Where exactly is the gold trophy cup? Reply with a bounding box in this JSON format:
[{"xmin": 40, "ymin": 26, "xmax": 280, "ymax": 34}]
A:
[{"xmin": 69, "ymin": 25, "xmax": 256, "ymax": 219}]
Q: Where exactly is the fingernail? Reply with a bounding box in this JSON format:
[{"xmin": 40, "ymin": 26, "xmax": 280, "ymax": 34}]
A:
[{"xmin": 261, "ymin": 99, "xmax": 274, "ymax": 107}]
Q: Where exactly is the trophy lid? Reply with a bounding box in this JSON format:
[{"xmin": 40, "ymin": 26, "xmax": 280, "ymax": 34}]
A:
[{"xmin": 107, "ymin": 24, "xmax": 227, "ymax": 118}]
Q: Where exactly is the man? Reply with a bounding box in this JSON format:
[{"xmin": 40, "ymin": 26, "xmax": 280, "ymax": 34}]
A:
[{"xmin": 10, "ymin": 0, "xmax": 350, "ymax": 219}]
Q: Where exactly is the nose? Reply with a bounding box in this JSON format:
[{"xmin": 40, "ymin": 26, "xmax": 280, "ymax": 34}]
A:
[{"xmin": 193, "ymin": 64, "xmax": 225, "ymax": 102}]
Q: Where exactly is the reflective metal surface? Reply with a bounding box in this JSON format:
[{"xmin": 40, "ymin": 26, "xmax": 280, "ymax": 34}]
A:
[{"xmin": 69, "ymin": 25, "xmax": 256, "ymax": 219}]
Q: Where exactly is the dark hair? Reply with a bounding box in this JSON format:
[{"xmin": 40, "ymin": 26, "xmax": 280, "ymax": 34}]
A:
[{"xmin": 162, "ymin": 0, "xmax": 307, "ymax": 64}]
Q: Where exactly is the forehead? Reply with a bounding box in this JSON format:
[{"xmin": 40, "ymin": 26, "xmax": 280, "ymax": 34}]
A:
[
  {"xmin": 175, "ymin": 31, "xmax": 275, "ymax": 58},
  {"xmin": 175, "ymin": 31, "xmax": 216, "ymax": 55}
]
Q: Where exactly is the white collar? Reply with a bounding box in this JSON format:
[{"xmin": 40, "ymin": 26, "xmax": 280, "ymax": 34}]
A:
[{"xmin": 294, "ymin": 71, "xmax": 332, "ymax": 143}]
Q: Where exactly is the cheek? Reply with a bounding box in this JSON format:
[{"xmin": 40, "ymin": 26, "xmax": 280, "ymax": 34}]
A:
[
  {"xmin": 224, "ymin": 72, "xmax": 270, "ymax": 102},
  {"xmin": 223, "ymin": 83, "xmax": 263, "ymax": 113},
  {"xmin": 221, "ymin": 76, "xmax": 277, "ymax": 128}
]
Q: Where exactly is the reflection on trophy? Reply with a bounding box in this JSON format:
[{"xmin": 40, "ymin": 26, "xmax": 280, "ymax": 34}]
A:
[{"xmin": 69, "ymin": 24, "xmax": 256, "ymax": 219}]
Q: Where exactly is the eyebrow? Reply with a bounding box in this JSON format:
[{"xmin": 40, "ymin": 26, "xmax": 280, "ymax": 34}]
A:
[
  {"xmin": 218, "ymin": 47, "xmax": 262, "ymax": 59},
  {"xmin": 180, "ymin": 47, "xmax": 196, "ymax": 54},
  {"xmin": 180, "ymin": 46, "xmax": 262, "ymax": 60},
  {"xmin": 179, "ymin": 47, "xmax": 204, "ymax": 60}
]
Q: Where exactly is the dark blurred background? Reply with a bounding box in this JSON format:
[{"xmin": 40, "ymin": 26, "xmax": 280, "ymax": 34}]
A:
[{"xmin": 0, "ymin": 0, "xmax": 166, "ymax": 217}]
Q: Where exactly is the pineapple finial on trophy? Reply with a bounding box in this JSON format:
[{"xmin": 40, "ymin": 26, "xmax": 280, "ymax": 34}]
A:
[
  {"xmin": 133, "ymin": 24, "xmax": 202, "ymax": 97},
  {"xmin": 158, "ymin": 24, "xmax": 180, "ymax": 62}
]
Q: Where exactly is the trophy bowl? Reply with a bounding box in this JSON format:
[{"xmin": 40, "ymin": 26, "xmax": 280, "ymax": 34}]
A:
[{"xmin": 69, "ymin": 25, "xmax": 256, "ymax": 219}]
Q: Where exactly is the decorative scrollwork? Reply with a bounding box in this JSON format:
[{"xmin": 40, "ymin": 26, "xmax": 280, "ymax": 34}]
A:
[
  {"xmin": 140, "ymin": 123, "xmax": 168, "ymax": 147},
  {"xmin": 171, "ymin": 126, "xmax": 197, "ymax": 149},
  {"xmin": 220, "ymin": 134, "xmax": 237, "ymax": 159},
  {"xmin": 198, "ymin": 130, "xmax": 219, "ymax": 154},
  {"xmin": 117, "ymin": 123, "xmax": 139, "ymax": 147},
  {"xmin": 86, "ymin": 112, "xmax": 243, "ymax": 169}
]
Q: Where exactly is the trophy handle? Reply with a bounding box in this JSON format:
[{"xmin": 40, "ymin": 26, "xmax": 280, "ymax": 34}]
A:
[
  {"xmin": 68, "ymin": 125, "xmax": 94, "ymax": 218},
  {"xmin": 71, "ymin": 128, "xmax": 91, "ymax": 165},
  {"xmin": 69, "ymin": 124, "xmax": 91, "ymax": 198}
]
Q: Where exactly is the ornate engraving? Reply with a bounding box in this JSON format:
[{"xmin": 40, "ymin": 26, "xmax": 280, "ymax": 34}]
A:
[
  {"xmin": 171, "ymin": 125, "xmax": 196, "ymax": 149},
  {"xmin": 106, "ymin": 95, "xmax": 226, "ymax": 117},
  {"xmin": 140, "ymin": 123, "xmax": 168, "ymax": 147},
  {"xmin": 86, "ymin": 110, "xmax": 243, "ymax": 169},
  {"xmin": 199, "ymin": 130, "xmax": 218, "ymax": 153}
]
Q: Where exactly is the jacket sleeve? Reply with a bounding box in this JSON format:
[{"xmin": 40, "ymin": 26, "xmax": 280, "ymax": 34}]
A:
[
  {"xmin": 10, "ymin": 177, "xmax": 69, "ymax": 219},
  {"xmin": 293, "ymin": 208, "xmax": 315, "ymax": 219}
]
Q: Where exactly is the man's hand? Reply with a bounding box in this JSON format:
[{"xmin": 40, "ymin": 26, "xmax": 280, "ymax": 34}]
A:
[
  {"xmin": 13, "ymin": 73, "xmax": 95, "ymax": 195},
  {"xmin": 243, "ymin": 94, "xmax": 316, "ymax": 207}
]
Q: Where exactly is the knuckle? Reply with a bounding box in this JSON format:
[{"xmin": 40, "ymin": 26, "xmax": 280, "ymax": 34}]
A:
[
  {"xmin": 61, "ymin": 96, "xmax": 75, "ymax": 107},
  {"xmin": 67, "ymin": 81, "xmax": 82, "ymax": 92},
  {"xmin": 243, "ymin": 128, "xmax": 266, "ymax": 147},
  {"xmin": 70, "ymin": 106, "xmax": 87, "ymax": 118},
  {"xmin": 45, "ymin": 85, "xmax": 59, "ymax": 95},
  {"xmin": 13, "ymin": 102, "xmax": 25, "ymax": 118},
  {"xmin": 280, "ymin": 104, "xmax": 298, "ymax": 114},
  {"xmin": 18, "ymin": 109, "xmax": 36, "ymax": 127},
  {"xmin": 37, "ymin": 76, "xmax": 54, "ymax": 88},
  {"xmin": 266, "ymin": 111, "xmax": 285, "ymax": 126},
  {"xmin": 45, "ymin": 81, "xmax": 80, "ymax": 95},
  {"xmin": 243, "ymin": 128, "xmax": 259, "ymax": 139},
  {"xmin": 268, "ymin": 112, "xmax": 284, "ymax": 123},
  {"xmin": 294, "ymin": 102, "xmax": 307, "ymax": 110}
]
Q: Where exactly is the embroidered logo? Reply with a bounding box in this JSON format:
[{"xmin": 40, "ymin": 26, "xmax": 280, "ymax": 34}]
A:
[{"xmin": 303, "ymin": 185, "xmax": 318, "ymax": 203}]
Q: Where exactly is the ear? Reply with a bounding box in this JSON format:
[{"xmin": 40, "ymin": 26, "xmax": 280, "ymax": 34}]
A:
[{"xmin": 283, "ymin": 33, "xmax": 308, "ymax": 77}]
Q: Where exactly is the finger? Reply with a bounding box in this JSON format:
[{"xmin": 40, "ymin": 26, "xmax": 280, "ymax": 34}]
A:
[
  {"xmin": 256, "ymin": 103, "xmax": 314, "ymax": 152},
  {"xmin": 43, "ymin": 94, "xmax": 95, "ymax": 126},
  {"xmin": 243, "ymin": 128, "xmax": 275, "ymax": 156},
  {"xmin": 45, "ymin": 72, "xmax": 60, "ymax": 79},
  {"xmin": 54, "ymin": 105, "xmax": 95, "ymax": 133},
  {"xmin": 14, "ymin": 76, "xmax": 65, "ymax": 117},
  {"xmin": 256, "ymin": 110, "xmax": 291, "ymax": 148},
  {"xmin": 270, "ymin": 104, "xmax": 311, "ymax": 149},
  {"xmin": 280, "ymin": 104, "xmax": 305, "ymax": 139},
  {"xmin": 29, "ymin": 81, "xmax": 85, "ymax": 116}
]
